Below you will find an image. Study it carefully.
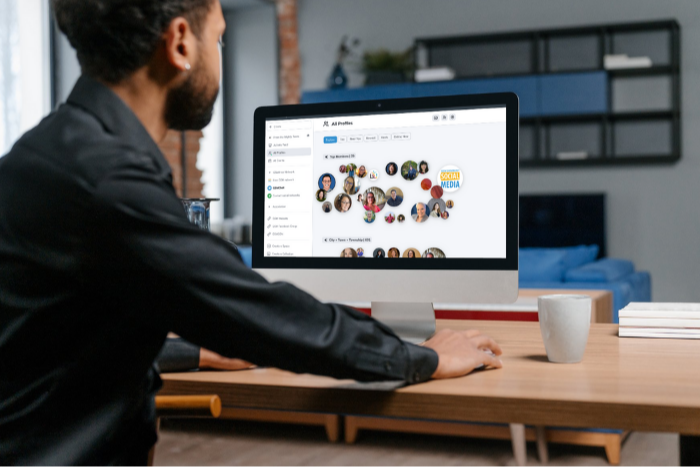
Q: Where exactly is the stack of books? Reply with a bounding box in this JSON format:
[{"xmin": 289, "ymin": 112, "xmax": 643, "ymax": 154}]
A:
[{"xmin": 619, "ymin": 302, "xmax": 700, "ymax": 339}]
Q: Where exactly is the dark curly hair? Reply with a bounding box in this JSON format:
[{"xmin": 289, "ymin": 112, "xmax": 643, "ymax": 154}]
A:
[{"xmin": 53, "ymin": 0, "xmax": 215, "ymax": 83}]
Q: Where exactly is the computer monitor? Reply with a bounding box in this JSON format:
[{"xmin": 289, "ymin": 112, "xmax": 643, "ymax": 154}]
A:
[{"xmin": 252, "ymin": 93, "xmax": 519, "ymax": 342}]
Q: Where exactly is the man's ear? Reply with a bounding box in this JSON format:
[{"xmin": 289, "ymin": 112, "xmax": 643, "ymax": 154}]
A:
[{"xmin": 163, "ymin": 17, "xmax": 198, "ymax": 73}]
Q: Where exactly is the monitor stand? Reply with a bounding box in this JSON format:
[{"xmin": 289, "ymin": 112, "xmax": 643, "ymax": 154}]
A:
[{"xmin": 371, "ymin": 302, "xmax": 436, "ymax": 344}]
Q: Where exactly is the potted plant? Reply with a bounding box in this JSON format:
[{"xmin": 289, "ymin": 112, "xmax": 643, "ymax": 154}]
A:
[{"xmin": 362, "ymin": 47, "xmax": 414, "ymax": 86}]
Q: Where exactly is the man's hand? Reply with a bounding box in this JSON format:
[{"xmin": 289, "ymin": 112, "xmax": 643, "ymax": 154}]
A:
[
  {"xmin": 199, "ymin": 348, "xmax": 255, "ymax": 371},
  {"xmin": 423, "ymin": 329, "xmax": 503, "ymax": 379}
]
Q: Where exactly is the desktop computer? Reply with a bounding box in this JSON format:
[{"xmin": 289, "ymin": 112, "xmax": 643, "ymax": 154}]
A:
[{"xmin": 252, "ymin": 93, "xmax": 519, "ymax": 342}]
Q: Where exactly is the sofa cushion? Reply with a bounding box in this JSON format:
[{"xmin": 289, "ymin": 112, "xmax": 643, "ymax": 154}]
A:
[
  {"xmin": 520, "ymin": 245, "xmax": 598, "ymax": 271},
  {"xmin": 519, "ymin": 249, "xmax": 568, "ymax": 282},
  {"xmin": 559, "ymin": 245, "xmax": 600, "ymax": 270},
  {"xmin": 565, "ymin": 258, "xmax": 634, "ymax": 283}
]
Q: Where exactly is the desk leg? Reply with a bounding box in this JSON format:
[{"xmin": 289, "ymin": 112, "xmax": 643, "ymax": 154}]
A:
[
  {"xmin": 535, "ymin": 426, "xmax": 548, "ymax": 464},
  {"xmin": 324, "ymin": 414, "xmax": 340, "ymax": 443},
  {"xmin": 680, "ymin": 435, "xmax": 700, "ymax": 466},
  {"xmin": 509, "ymin": 423, "xmax": 527, "ymax": 466}
]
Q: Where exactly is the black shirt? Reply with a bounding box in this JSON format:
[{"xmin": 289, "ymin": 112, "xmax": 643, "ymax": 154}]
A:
[{"xmin": 0, "ymin": 76, "xmax": 438, "ymax": 464}]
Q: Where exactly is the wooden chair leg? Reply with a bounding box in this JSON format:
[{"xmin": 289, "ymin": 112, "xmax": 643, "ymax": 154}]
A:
[
  {"xmin": 510, "ymin": 423, "xmax": 527, "ymax": 466},
  {"xmin": 324, "ymin": 414, "xmax": 340, "ymax": 442},
  {"xmin": 345, "ymin": 416, "xmax": 360, "ymax": 444},
  {"xmin": 148, "ymin": 419, "xmax": 161, "ymax": 466},
  {"xmin": 535, "ymin": 426, "xmax": 548, "ymax": 464},
  {"xmin": 604, "ymin": 434, "xmax": 622, "ymax": 466}
]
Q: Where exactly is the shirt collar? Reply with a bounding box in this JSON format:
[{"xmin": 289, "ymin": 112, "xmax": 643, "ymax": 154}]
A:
[{"xmin": 66, "ymin": 75, "xmax": 171, "ymax": 173}]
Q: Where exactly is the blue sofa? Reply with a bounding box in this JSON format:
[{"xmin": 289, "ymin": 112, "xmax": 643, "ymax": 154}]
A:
[{"xmin": 519, "ymin": 245, "xmax": 651, "ymax": 323}]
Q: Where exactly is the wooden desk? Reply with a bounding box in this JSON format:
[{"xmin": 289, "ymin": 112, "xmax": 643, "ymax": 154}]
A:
[{"xmin": 161, "ymin": 320, "xmax": 700, "ymax": 462}]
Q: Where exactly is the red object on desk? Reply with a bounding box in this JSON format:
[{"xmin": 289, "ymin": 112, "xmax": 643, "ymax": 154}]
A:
[{"xmin": 353, "ymin": 308, "xmax": 539, "ymax": 322}]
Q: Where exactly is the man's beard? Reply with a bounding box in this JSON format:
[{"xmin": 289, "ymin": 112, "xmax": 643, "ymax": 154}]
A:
[{"xmin": 165, "ymin": 60, "xmax": 219, "ymax": 131}]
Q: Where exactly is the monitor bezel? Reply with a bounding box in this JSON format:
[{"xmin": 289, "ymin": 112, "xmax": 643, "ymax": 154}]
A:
[{"xmin": 252, "ymin": 92, "xmax": 519, "ymax": 271}]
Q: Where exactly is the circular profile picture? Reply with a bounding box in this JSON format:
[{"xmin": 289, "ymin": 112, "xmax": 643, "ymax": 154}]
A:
[
  {"xmin": 342, "ymin": 175, "xmax": 360, "ymax": 195},
  {"xmin": 339, "ymin": 165, "xmax": 346, "ymax": 174},
  {"xmin": 411, "ymin": 202, "xmax": 430, "ymax": 223},
  {"xmin": 436, "ymin": 165, "xmax": 464, "ymax": 193},
  {"xmin": 357, "ymin": 247, "xmax": 365, "ymax": 257},
  {"xmin": 441, "ymin": 211, "xmax": 450, "ymax": 220},
  {"xmin": 428, "ymin": 198, "xmax": 447, "ymax": 218},
  {"xmin": 334, "ymin": 193, "xmax": 352, "ymax": 213},
  {"xmin": 362, "ymin": 187, "xmax": 386, "ymax": 213},
  {"xmin": 423, "ymin": 247, "xmax": 446, "ymax": 258},
  {"xmin": 446, "ymin": 199, "xmax": 455, "ymax": 209},
  {"xmin": 387, "ymin": 247, "xmax": 401, "ymax": 258},
  {"xmin": 345, "ymin": 163, "xmax": 357, "ymax": 176},
  {"xmin": 340, "ymin": 247, "xmax": 357, "ymax": 258},
  {"xmin": 402, "ymin": 248, "xmax": 421, "ymax": 258},
  {"xmin": 401, "ymin": 160, "xmax": 419, "ymax": 181},
  {"xmin": 420, "ymin": 178, "xmax": 432, "ymax": 191},
  {"xmin": 386, "ymin": 187, "xmax": 404, "ymax": 207},
  {"xmin": 397, "ymin": 214, "xmax": 406, "ymax": 223},
  {"xmin": 386, "ymin": 162, "xmax": 398, "ymax": 176},
  {"xmin": 363, "ymin": 210, "xmax": 376, "ymax": 223},
  {"xmin": 373, "ymin": 248, "xmax": 386, "ymax": 258},
  {"xmin": 368, "ymin": 168, "xmax": 380, "ymax": 182},
  {"xmin": 315, "ymin": 189, "xmax": 327, "ymax": 202},
  {"xmin": 321, "ymin": 201, "xmax": 332, "ymax": 213},
  {"xmin": 384, "ymin": 211, "xmax": 395, "ymax": 224},
  {"xmin": 318, "ymin": 173, "xmax": 335, "ymax": 192},
  {"xmin": 431, "ymin": 185, "xmax": 444, "ymax": 199},
  {"xmin": 419, "ymin": 160, "xmax": 429, "ymax": 175},
  {"xmin": 356, "ymin": 165, "xmax": 368, "ymax": 178}
]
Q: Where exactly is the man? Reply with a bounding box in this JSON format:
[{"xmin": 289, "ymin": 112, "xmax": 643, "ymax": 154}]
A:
[
  {"xmin": 413, "ymin": 202, "xmax": 429, "ymax": 223},
  {"xmin": 0, "ymin": 1, "xmax": 502, "ymax": 464},
  {"xmin": 321, "ymin": 174, "xmax": 333, "ymax": 192},
  {"xmin": 387, "ymin": 189, "xmax": 403, "ymax": 207},
  {"xmin": 407, "ymin": 163, "xmax": 417, "ymax": 180}
]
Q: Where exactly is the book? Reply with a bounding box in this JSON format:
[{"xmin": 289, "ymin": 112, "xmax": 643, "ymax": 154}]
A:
[
  {"xmin": 603, "ymin": 54, "xmax": 653, "ymax": 69},
  {"xmin": 620, "ymin": 318, "xmax": 700, "ymax": 329},
  {"xmin": 619, "ymin": 327, "xmax": 700, "ymax": 339},
  {"xmin": 622, "ymin": 302, "xmax": 700, "ymax": 311},
  {"xmin": 619, "ymin": 302, "xmax": 700, "ymax": 339},
  {"xmin": 619, "ymin": 302, "xmax": 700, "ymax": 320}
]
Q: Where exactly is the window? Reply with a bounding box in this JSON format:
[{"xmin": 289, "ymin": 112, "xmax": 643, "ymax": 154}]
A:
[{"xmin": 0, "ymin": 0, "xmax": 51, "ymax": 156}]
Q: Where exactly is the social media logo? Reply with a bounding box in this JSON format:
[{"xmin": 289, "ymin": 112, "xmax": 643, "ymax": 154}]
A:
[
  {"xmin": 267, "ymin": 185, "xmax": 272, "ymax": 191},
  {"xmin": 267, "ymin": 194, "xmax": 272, "ymax": 199},
  {"xmin": 436, "ymin": 165, "xmax": 464, "ymax": 193}
]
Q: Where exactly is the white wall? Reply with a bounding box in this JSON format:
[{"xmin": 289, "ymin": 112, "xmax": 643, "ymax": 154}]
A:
[
  {"xmin": 297, "ymin": 0, "xmax": 700, "ymax": 302},
  {"xmin": 224, "ymin": 5, "xmax": 278, "ymax": 222}
]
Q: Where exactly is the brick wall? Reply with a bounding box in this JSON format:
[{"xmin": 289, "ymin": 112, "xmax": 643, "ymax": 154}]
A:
[
  {"xmin": 158, "ymin": 130, "xmax": 205, "ymax": 198},
  {"xmin": 277, "ymin": 0, "xmax": 300, "ymax": 105}
]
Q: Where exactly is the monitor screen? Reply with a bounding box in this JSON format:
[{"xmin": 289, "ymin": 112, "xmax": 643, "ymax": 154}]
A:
[{"xmin": 253, "ymin": 93, "xmax": 518, "ymax": 271}]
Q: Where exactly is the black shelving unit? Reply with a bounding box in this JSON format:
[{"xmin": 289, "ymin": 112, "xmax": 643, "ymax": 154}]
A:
[{"xmin": 415, "ymin": 20, "xmax": 681, "ymax": 167}]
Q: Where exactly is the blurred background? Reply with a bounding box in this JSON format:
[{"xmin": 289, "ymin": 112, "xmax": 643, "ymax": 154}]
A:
[{"xmin": 1, "ymin": 0, "xmax": 699, "ymax": 303}]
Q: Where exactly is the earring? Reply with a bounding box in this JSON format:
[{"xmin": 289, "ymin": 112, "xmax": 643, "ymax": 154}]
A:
[{"xmin": 185, "ymin": 63, "xmax": 191, "ymax": 71}]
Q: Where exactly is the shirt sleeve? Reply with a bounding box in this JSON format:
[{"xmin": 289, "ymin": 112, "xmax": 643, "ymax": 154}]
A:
[
  {"xmin": 89, "ymin": 157, "xmax": 438, "ymax": 384},
  {"xmin": 155, "ymin": 338, "xmax": 201, "ymax": 373}
]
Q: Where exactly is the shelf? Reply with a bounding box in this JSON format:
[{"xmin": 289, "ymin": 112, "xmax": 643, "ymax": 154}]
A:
[
  {"xmin": 606, "ymin": 65, "xmax": 676, "ymax": 77},
  {"xmin": 521, "ymin": 110, "xmax": 677, "ymax": 124},
  {"xmin": 522, "ymin": 154, "xmax": 680, "ymax": 168},
  {"xmin": 609, "ymin": 110, "xmax": 676, "ymax": 121},
  {"xmin": 416, "ymin": 19, "xmax": 681, "ymax": 167}
]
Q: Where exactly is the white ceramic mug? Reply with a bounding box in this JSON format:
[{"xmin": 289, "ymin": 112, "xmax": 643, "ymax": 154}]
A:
[{"xmin": 538, "ymin": 294, "xmax": 592, "ymax": 363}]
